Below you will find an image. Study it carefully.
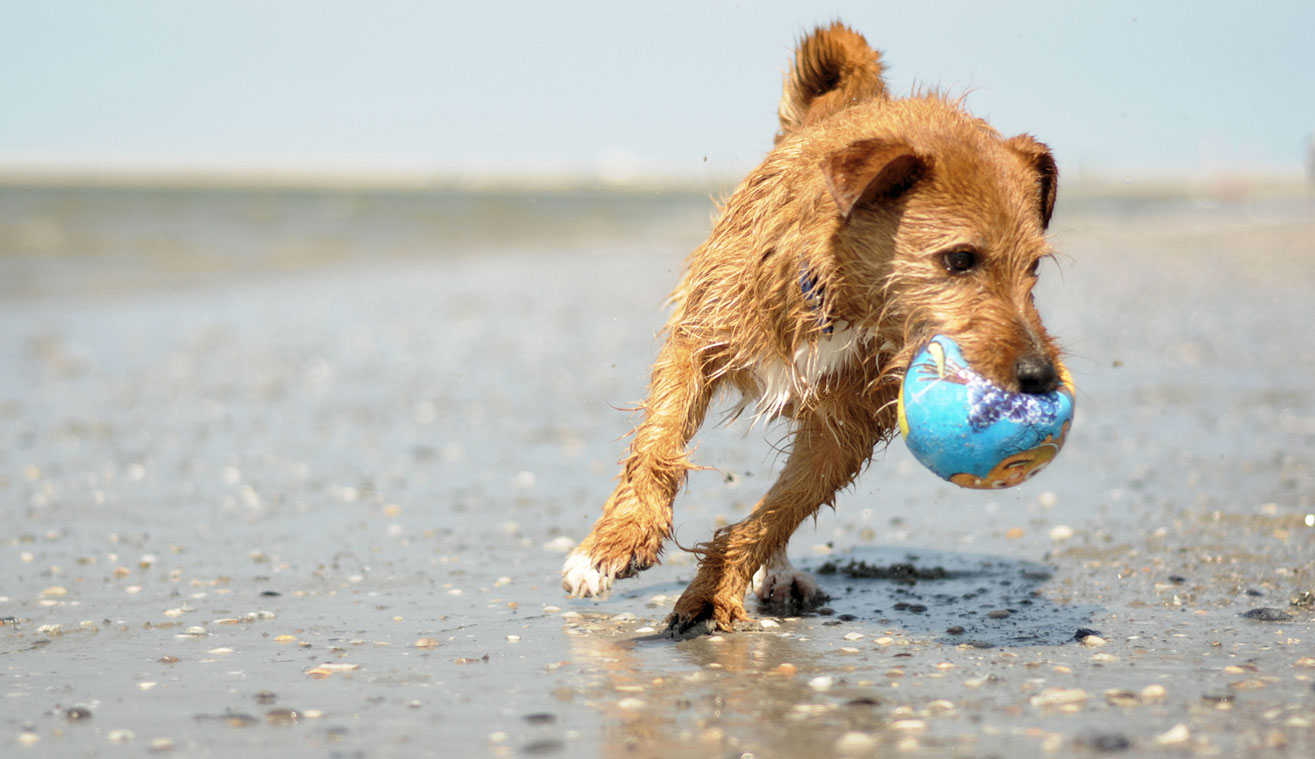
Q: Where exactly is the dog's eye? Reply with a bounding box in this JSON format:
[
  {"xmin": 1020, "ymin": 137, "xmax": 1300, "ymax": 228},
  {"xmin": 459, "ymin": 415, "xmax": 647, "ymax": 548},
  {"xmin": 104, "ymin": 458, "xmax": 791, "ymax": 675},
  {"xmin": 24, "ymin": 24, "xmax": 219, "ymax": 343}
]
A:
[
  {"xmin": 941, "ymin": 249, "xmax": 978, "ymax": 274},
  {"xmin": 1027, "ymin": 259, "xmax": 1041, "ymax": 278}
]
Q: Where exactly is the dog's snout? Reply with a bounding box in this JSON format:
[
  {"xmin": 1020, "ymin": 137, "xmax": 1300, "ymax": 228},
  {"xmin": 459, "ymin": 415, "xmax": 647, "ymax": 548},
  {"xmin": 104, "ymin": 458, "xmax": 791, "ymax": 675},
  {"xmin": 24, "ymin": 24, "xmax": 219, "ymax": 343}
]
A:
[{"xmin": 1015, "ymin": 354, "xmax": 1059, "ymax": 394}]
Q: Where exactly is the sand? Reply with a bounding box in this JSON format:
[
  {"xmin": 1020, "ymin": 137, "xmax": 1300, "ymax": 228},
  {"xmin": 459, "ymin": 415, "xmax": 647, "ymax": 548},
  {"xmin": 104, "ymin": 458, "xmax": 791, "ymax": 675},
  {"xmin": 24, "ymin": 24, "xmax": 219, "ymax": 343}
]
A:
[{"xmin": 2, "ymin": 183, "xmax": 1313, "ymax": 756}]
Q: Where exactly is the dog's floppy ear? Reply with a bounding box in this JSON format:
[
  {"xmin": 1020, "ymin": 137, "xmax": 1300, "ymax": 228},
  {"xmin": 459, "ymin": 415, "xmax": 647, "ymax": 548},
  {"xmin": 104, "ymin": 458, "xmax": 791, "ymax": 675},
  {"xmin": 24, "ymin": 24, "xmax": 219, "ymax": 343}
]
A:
[
  {"xmin": 1005, "ymin": 134, "xmax": 1058, "ymax": 229},
  {"xmin": 821, "ymin": 139, "xmax": 929, "ymax": 220}
]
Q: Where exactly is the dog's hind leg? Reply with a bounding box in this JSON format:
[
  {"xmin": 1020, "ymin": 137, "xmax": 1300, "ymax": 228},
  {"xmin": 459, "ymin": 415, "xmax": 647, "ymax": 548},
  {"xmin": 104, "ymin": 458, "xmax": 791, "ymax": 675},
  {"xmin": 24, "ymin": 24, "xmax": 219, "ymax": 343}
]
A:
[
  {"xmin": 666, "ymin": 404, "xmax": 883, "ymax": 633},
  {"xmin": 753, "ymin": 544, "xmax": 828, "ymax": 612},
  {"xmin": 562, "ymin": 337, "xmax": 714, "ymax": 598}
]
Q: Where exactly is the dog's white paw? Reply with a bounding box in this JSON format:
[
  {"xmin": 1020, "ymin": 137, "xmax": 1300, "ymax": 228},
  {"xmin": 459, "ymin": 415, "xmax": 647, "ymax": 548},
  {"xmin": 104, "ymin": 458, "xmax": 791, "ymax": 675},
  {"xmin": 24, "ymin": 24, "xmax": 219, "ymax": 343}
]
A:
[
  {"xmin": 561, "ymin": 548, "xmax": 614, "ymax": 598},
  {"xmin": 753, "ymin": 549, "xmax": 825, "ymax": 607}
]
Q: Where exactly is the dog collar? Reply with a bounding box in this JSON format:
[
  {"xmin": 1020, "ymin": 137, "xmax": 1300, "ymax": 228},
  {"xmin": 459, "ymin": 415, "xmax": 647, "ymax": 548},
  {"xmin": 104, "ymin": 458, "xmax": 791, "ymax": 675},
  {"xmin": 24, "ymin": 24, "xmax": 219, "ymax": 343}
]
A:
[{"xmin": 800, "ymin": 266, "xmax": 833, "ymax": 334}]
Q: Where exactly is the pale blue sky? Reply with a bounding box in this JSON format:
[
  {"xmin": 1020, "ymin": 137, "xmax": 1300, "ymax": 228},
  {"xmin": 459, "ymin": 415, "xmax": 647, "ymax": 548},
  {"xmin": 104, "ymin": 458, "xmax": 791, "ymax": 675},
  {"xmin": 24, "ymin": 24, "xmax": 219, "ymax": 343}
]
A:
[{"xmin": 3, "ymin": 1, "xmax": 1313, "ymax": 181}]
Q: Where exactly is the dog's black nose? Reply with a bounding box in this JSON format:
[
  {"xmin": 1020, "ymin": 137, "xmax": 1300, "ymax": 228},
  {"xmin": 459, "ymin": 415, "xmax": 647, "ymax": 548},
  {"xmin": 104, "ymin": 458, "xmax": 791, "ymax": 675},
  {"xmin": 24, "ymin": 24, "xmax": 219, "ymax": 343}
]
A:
[{"xmin": 1016, "ymin": 354, "xmax": 1059, "ymax": 394}]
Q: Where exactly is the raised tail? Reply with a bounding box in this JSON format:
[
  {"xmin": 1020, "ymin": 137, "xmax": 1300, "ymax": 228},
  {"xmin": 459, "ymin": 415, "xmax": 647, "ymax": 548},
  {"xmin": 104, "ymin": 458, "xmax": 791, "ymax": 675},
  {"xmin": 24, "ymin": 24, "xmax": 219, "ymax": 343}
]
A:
[{"xmin": 777, "ymin": 22, "xmax": 887, "ymax": 143}]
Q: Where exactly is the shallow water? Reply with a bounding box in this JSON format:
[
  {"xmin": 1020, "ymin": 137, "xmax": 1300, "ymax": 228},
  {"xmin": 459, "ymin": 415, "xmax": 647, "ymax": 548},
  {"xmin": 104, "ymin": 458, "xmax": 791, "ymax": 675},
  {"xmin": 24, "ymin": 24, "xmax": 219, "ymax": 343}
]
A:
[{"xmin": 1, "ymin": 183, "xmax": 1313, "ymax": 756}]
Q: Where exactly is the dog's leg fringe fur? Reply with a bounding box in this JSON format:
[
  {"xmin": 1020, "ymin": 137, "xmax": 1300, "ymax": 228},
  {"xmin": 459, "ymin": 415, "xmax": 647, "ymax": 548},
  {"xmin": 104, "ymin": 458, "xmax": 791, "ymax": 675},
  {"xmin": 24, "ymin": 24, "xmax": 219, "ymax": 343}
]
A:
[
  {"xmin": 666, "ymin": 390, "xmax": 886, "ymax": 633},
  {"xmin": 562, "ymin": 338, "xmax": 715, "ymax": 597}
]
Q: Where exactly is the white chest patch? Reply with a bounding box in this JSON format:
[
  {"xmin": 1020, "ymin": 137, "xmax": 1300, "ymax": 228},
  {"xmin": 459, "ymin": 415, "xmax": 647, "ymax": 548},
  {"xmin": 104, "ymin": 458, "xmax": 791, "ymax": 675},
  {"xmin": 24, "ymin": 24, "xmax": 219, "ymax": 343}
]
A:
[{"xmin": 748, "ymin": 323, "xmax": 865, "ymax": 421}]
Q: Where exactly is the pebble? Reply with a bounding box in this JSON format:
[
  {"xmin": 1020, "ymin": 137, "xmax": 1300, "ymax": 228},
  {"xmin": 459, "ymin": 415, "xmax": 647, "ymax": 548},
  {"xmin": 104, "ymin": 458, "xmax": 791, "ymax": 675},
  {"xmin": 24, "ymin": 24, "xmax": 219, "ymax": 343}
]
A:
[
  {"xmin": 843, "ymin": 632, "xmax": 864, "ymax": 641},
  {"xmin": 107, "ymin": 729, "xmax": 135, "ymax": 743},
  {"xmin": 1104, "ymin": 689, "xmax": 1140, "ymax": 706},
  {"xmin": 414, "ymin": 638, "xmax": 440, "ymax": 648},
  {"xmin": 1048, "ymin": 524, "xmax": 1075, "ymax": 541},
  {"xmin": 834, "ymin": 731, "xmax": 877, "ymax": 754},
  {"xmin": 541, "ymin": 536, "xmax": 575, "ymax": 553},
  {"xmin": 808, "ymin": 675, "xmax": 834, "ymax": 691},
  {"xmin": 1081, "ymin": 634, "xmax": 1107, "ymax": 648},
  {"xmin": 1030, "ymin": 688, "xmax": 1088, "ymax": 708},
  {"xmin": 1242, "ymin": 607, "xmax": 1291, "ymax": 621},
  {"xmin": 1087, "ymin": 733, "xmax": 1132, "ymax": 752},
  {"xmin": 1152, "ymin": 723, "xmax": 1190, "ymax": 746},
  {"xmin": 18, "ymin": 731, "xmax": 39, "ymax": 746},
  {"xmin": 1141, "ymin": 684, "xmax": 1168, "ymax": 702},
  {"xmin": 616, "ymin": 698, "xmax": 644, "ymax": 710},
  {"xmin": 65, "ymin": 706, "xmax": 93, "ymax": 721},
  {"xmin": 266, "ymin": 708, "xmax": 299, "ymax": 726},
  {"xmin": 148, "ymin": 737, "xmax": 175, "ymax": 753},
  {"xmin": 890, "ymin": 719, "xmax": 926, "ymax": 732}
]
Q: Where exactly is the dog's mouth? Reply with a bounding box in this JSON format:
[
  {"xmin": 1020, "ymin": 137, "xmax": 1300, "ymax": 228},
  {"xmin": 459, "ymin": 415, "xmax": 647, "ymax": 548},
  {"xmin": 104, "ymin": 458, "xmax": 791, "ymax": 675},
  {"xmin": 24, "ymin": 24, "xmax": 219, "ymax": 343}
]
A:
[{"xmin": 901, "ymin": 329, "xmax": 1063, "ymax": 397}]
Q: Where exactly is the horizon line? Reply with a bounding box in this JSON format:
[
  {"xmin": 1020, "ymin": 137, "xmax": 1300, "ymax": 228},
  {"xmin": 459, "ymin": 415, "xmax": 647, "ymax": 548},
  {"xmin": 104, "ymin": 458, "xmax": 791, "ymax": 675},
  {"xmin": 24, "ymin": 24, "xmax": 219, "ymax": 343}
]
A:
[{"xmin": 0, "ymin": 158, "xmax": 1307, "ymax": 197}]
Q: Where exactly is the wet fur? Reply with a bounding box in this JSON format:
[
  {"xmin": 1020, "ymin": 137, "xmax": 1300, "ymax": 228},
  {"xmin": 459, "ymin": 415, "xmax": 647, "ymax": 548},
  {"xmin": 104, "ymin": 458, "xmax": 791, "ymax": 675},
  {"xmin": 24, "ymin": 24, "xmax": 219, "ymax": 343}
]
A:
[{"xmin": 562, "ymin": 22, "xmax": 1062, "ymax": 633}]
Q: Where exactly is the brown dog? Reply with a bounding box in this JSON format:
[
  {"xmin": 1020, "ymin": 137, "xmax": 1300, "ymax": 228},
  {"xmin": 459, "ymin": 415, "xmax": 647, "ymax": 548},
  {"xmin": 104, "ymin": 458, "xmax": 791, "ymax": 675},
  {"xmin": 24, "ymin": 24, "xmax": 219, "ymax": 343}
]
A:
[{"xmin": 562, "ymin": 22, "xmax": 1062, "ymax": 634}]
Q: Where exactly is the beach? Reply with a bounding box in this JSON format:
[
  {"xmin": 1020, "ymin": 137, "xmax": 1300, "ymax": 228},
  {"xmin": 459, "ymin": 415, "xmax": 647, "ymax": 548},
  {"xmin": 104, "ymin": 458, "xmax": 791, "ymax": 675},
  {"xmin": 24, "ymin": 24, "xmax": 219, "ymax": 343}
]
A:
[{"xmin": 2, "ymin": 180, "xmax": 1313, "ymax": 757}]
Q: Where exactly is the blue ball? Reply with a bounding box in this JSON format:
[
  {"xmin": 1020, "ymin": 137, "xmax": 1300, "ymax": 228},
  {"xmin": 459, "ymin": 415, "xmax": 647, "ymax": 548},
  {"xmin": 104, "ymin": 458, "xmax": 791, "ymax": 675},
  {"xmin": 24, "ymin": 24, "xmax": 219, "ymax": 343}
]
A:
[{"xmin": 897, "ymin": 335, "xmax": 1074, "ymax": 489}]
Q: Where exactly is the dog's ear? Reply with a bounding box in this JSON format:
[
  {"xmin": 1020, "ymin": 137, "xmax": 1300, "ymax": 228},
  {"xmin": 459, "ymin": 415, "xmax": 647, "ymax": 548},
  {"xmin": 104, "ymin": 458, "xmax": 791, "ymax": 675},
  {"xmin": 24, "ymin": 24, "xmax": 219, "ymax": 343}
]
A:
[
  {"xmin": 1005, "ymin": 134, "xmax": 1058, "ymax": 229},
  {"xmin": 821, "ymin": 139, "xmax": 929, "ymax": 220}
]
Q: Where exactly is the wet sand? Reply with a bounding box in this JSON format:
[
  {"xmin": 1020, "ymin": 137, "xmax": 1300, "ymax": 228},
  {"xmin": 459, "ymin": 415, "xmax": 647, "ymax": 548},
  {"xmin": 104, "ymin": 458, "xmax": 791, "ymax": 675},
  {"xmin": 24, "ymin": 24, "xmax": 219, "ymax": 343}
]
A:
[{"xmin": 2, "ymin": 184, "xmax": 1314, "ymax": 756}]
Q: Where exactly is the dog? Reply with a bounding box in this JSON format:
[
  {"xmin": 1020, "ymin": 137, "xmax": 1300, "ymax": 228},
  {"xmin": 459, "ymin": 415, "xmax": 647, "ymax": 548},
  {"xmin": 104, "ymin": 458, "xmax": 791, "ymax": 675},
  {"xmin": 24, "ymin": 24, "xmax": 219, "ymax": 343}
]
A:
[{"xmin": 562, "ymin": 22, "xmax": 1062, "ymax": 634}]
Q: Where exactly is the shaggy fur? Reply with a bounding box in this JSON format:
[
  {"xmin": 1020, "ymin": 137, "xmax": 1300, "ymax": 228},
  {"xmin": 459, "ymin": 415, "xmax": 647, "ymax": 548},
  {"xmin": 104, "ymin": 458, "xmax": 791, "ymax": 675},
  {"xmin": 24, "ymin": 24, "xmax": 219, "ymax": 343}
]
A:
[{"xmin": 561, "ymin": 22, "xmax": 1063, "ymax": 634}]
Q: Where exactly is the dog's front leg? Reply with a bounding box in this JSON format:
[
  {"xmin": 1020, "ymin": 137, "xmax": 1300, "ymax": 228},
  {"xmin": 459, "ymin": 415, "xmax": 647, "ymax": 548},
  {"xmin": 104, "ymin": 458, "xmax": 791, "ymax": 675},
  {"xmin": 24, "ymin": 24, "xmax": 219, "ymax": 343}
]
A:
[
  {"xmin": 562, "ymin": 337, "xmax": 714, "ymax": 598},
  {"xmin": 666, "ymin": 408, "xmax": 883, "ymax": 634}
]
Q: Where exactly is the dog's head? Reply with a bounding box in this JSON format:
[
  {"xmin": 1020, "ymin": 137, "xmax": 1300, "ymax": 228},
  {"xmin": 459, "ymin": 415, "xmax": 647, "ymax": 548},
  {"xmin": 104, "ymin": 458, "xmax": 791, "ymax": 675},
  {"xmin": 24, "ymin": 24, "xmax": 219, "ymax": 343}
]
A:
[{"xmin": 816, "ymin": 98, "xmax": 1061, "ymax": 395}]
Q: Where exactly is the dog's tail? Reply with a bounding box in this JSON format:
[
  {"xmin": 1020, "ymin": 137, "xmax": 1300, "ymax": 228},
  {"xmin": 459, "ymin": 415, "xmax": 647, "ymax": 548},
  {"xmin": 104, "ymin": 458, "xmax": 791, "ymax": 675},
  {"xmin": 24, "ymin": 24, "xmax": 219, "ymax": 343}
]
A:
[{"xmin": 777, "ymin": 22, "xmax": 886, "ymax": 143}]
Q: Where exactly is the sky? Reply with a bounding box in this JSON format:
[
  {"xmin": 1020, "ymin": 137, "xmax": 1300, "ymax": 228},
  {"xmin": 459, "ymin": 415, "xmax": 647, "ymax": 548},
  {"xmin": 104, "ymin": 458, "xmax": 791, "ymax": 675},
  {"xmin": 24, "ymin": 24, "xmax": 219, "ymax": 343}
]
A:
[{"xmin": 3, "ymin": 1, "xmax": 1314, "ymax": 183}]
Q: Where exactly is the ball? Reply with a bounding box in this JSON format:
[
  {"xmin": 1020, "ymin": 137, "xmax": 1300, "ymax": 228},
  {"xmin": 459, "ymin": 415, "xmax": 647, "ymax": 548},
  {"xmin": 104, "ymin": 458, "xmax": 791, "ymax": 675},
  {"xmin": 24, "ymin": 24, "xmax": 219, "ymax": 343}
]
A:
[{"xmin": 897, "ymin": 335, "xmax": 1074, "ymax": 489}]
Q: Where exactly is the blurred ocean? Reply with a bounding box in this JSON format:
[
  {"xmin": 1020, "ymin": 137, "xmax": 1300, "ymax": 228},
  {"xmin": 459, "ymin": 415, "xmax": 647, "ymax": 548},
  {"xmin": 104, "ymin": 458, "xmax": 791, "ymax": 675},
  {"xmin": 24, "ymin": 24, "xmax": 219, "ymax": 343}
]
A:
[
  {"xmin": 0, "ymin": 183, "xmax": 720, "ymax": 299},
  {"xmin": 2, "ymin": 178, "xmax": 1308, "ymax": 300}
]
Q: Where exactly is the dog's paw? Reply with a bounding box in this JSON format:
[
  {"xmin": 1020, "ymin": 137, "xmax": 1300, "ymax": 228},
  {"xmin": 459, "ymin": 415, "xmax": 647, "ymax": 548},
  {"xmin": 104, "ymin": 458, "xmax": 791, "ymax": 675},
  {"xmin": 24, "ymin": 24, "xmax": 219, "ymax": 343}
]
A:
[
  {"xmin": 665, "ymin": 587, "xmax": 750, "ymax": 636},
  {"xmin": 753, "ymin": 558, "xmax": 828, "ymax": 611},
  {"xmin": 561, "ymin": 549, "xmax": 614, "ymax": 598},
  {"xmin": 663, "ymin": 612, "xmax": 719, "ymax": 639},
  {"xmin": 561, "ymin": 538, "xmax": 660, "ymax": 598}
]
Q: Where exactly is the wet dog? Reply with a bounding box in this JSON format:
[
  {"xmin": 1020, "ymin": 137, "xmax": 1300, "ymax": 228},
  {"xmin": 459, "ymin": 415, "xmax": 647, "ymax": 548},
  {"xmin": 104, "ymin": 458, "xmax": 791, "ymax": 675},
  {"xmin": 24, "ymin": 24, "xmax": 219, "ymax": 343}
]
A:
[{"xmin": 562, "ymin": 22, "xmax": 1062, "ymax": 634}]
